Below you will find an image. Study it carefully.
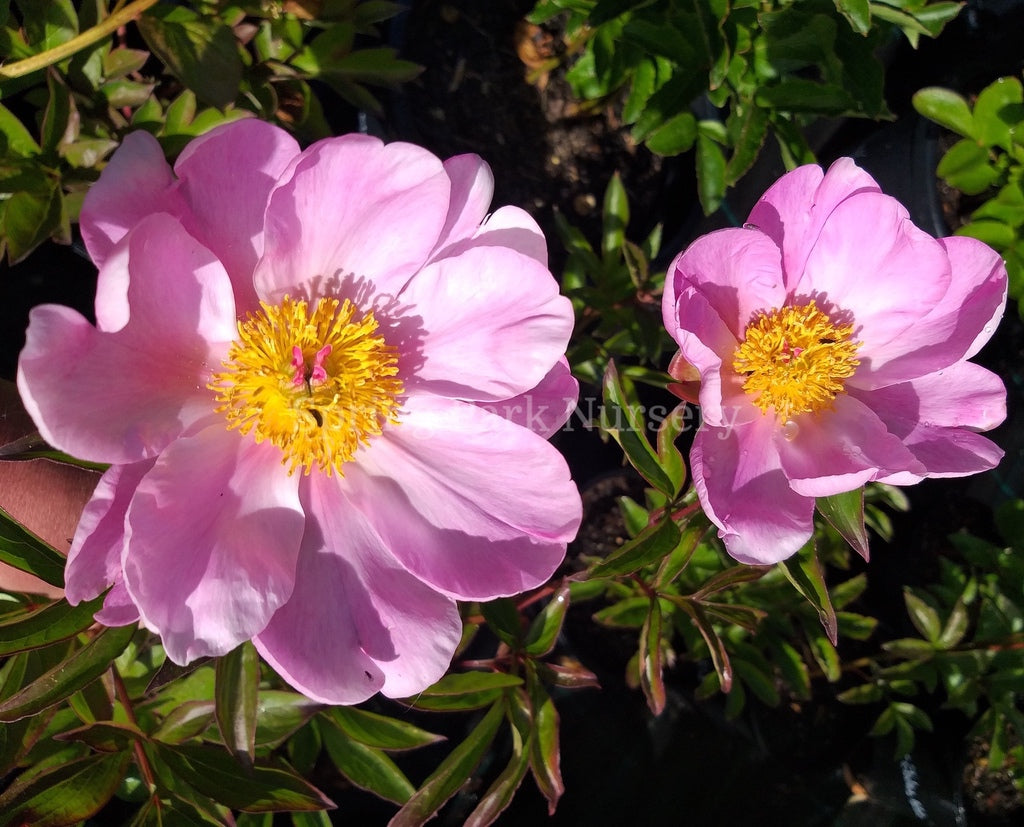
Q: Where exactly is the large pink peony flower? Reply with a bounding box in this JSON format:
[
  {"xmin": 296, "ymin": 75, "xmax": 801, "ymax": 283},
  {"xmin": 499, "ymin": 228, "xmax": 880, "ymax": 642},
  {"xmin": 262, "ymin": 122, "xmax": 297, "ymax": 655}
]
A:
[
  {"xmin": 18, "ymin": 120, "xmax": 582, "ymax": 704},
  {"xmin": 663, "ymin": 158, "xmax": 1007, "ymax": 565}
]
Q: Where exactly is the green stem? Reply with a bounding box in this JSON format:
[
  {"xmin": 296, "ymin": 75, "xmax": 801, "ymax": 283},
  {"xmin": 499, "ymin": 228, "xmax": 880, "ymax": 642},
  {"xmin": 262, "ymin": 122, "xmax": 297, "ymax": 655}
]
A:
[{"xmin": 0, "ymin": 0, "xmax": 160, "ymax": 82}]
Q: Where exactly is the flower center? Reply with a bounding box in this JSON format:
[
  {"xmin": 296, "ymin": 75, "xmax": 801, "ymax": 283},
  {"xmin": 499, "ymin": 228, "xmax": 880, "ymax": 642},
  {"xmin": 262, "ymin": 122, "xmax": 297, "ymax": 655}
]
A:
[
  {"xmin": 732, "ymin": 300, "xmax": 859, "ymax": 422},
  {"xmin": 210, "ymin": 296, "xmax": 403, "ymax": 476}
]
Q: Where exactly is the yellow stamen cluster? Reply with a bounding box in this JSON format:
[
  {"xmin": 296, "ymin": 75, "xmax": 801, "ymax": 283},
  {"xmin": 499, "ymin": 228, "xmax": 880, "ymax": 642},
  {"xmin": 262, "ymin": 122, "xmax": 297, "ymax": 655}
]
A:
[
  {"xmin": 210, "ymin": 296, "xmax": 402, "ymax": 475},
  {"xmin": 733, "ymin": 300, "xmax": 859, "ymax": 421}
]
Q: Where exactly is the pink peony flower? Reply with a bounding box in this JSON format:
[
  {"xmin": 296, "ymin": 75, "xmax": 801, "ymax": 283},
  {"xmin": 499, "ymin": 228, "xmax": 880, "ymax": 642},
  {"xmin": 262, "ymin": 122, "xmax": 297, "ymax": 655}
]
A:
[
  {"xmin": 663, "ymin": 158, "xmax": 1007, "ymax": 565},
  {"xmin": 18, "ymin": 121, "xmax": 582, "ymax": 704}
]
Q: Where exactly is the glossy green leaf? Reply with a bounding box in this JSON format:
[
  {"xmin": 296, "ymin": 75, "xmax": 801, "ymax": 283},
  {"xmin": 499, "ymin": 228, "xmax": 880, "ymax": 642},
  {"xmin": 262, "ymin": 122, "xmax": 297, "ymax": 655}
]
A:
[
  {"xmin": 696, "ymin": 133, "xmax": 726, "ymax": 215},
  {"xmin": 590, "ymin": 515, "xmax": 681, "ymax": 578},
  {"xmin": 407, "ymin": 671, "xmax": 523, "ymax": 711},
  {"xmin": 389, "ymin": 702, "xmax": 504, "ymax": 827},
  {"xmin": 600, "ymin": 361, "xmax": 675, "ymax": 495},
  {"xmin": 781, "ymin": 541, "xmax": 837, "ymax": 645},
  {"xmin": 689, "ymin": 563, "xmax": 769, "ymax": 601},
  {"xmin": 973, "ymin": 76, "xmax": 1024, "ymax": 151},
  {"xmin": 0, "ymin": 595, "xmax": 103, "ymax": 656},
  {"xmin": 937, "ymin": 138, "xmax": 1002, "ymax": 195},
  {"xmin": 903, "ymin": 590, "xmax": 941, "ymax": 644},
  {"xmin": 680, "ymin": 600, "xmax": 733, "ymax": 693},
  {"xmin": 0, "ymin": 750, "xmax": 130, "ymax": 827},
  {"xmin": 137, "ymin": 6, "xmax": 243, "ymax": 109},
  {"xmin": 249, "ymin": 691, "xmax": 322, "ymax": 747},
  {"xmin": 912, "ymin": 86, "xmax": 975, "ymax": 138},
  {"xmin": 836, "ymin": 0, "xmax": 871, "ymax": 33},
  {"xmin": 152, "ymin": 700, "xmax": 216, "ymax": 744},
  {"xmin": 0, "ymin": 623, "xmax": 136, "ymax": 722},
  {"xmin": 655, "ymin": 518, "xmax": 708, "ymax": 587},
  {"xmin": 54, "ymin": 720, "xmax": 146, "ymax": 753},
  {"xmin": 526, "ymin": 682, "xmax": 563, "ymax": 813},
  {"xmin": 816, "ymin": 488, "xmax": 869, "ymax": 559},
  {"xmin": 523, "ymin": 582, "xmax": 571, "ymax": 656},
  {"xmin": 326, "ymin": 706, "xmax": 443, "ymax": 751},
  {"xmin": 724, "ymin": 101, "xmax": 768, "ymax": 186},
  {"xmin": 480, "ymin": 598, "xmax": 523, "ymax": 648},
  {"xmin": 40, "ymin": 72, "xmax": 72, "ymax": 154},
  {"xmin": 601, "ymin": 171, "xmax": 628, "ymax": 258},
  {"xmin": 2, "ymin": 179, "xmax": 63, "ymax": 263},
  {"xmin": 0, "ymin": 103, "xmax": 40, "ymax": 155},
  {"xmin": 644, "ymin": 110, "xmax": 698, "ymax": 156},
  {"xmin": 592, "ymin": 596, "xmax": 652, "ymax": 629},
  {"xmin": 215, "ymin": 641, "xmax": 259, "ymax": 769},
  {"xmin": 320, "ymin": 723, "xmax": 414, "ymax": 805},
  {"xmin": 154, "ymin": 743, "xmax": 334, "ymax": 813},
  {"xmin": 464, "ymin": 740, "xmax": 530, "ymax": 827}
]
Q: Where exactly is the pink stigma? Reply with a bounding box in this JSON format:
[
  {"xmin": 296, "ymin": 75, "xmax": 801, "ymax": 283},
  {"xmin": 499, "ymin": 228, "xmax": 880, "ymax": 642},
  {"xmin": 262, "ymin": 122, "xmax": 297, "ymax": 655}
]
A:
[{"xmin": 291, "ymin": 345, "xmax": 333, "ymax": 388}]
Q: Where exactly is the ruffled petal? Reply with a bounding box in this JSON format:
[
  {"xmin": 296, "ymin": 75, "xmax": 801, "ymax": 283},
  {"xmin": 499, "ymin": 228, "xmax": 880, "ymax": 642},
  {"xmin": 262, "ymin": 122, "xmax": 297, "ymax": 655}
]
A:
[
  {"xmin": 431, "ymin": 153, "xmax": 494, "ymax": 255},
  {"xmin": 477, "ymin": 357, "xmax": 579, "ymax": 438},
  {"xmin": 254, "ymin": 473, "xmax": 462, "ymax": 704},
  {"xmin": 851, "ymin": 235, "xmax": 1008, "ymax": 388},
  {"xmin": 345, "ymin": 396, "xmax": 579, "ymax": 600},
  {"xmin": 174, "ymin": 120, "xmax": 301, "ymax": 313},
  {"xmin": 691, "ymin": 417, "xmax": 814, "ymax": 564},
  {"xmin": 79, "ymin": 131, "xmax": 183, "ymax": 269},
  {"xmin": 65, "ymin": 460, "xmax": 153, "ymax": 606},
  {"xmin": 667, "ymin": 228, "xmax": 786, "ymax": 336},
  {"xmin": 747, "ymin": 158, "xmax": 881, "ymax": 285},
  {"xmin": 255, "ymin": 136, "xmax": 450, "ymax": 302},
  {"xmin": 797, "ymin": 191, "xmax": 951, "ymax": 354},
  {"xmin": 17, "ymin": 216, "xmax": 236, "ymax": 464},
  {"xmin": 399, "ymin": 246, "xmax": 573, "ymax": 401},
  {"xmin": 776, "ymin": 395, "xmax": 923, "ymax": 497},
  {"xmin": 123, "ymin": 425, "xmax": 303, "ymax": 663}
]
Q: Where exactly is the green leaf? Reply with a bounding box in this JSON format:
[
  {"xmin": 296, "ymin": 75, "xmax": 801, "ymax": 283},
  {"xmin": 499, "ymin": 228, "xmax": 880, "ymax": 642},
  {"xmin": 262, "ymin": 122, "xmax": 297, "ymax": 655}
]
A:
[
  {"xmin": 621, "ymin": 19, "xmax": 696, "ymax": 64},
  {"xmin": 54, "ymin": 720, "xmax": 146, "ymax": 753},
  {"xmin": 0, "ymin": 102, "xmax": 40, "ymax": 156},
  {"xmin": 320, "ymin": 723, "xmax": 414, "ymax": 805},
  {"xmin": 639, "ymin": 597, "xmax": 666, "ymax": 715},
  {"xmin": 464, "ymin": 740, "xmax": 530, "ymax": 827},
  {"xmin": 154, "ymin": 743, "xmax": 334, "ymax": 813},
  {"xmin": 816, "ymin": 488, "xmax": 869, "ymax": 559},
  {"xmin": 523, "ymin": 582, "xmax": 571, "ymax": 656},
  {"xmin": 912, "ymin": 87, "xmax": 976, "ymax": 139},
  {"xmin": 406, "ymin": 671, "xmax": 523, "ymax": 711},
  {"xmin": 40, "ymin": 72, "xmax": 72, "ymax": 154},
  {"xmin": 835, "ymin": 0, "xmax": 871, "ymax": 34},
  {"xmin": 326, "ymin": 706, "xmax": 443, "ymax": 751},
  {"xmin": 644, "ymin": 111, "xmax": 698, "ymax": 157},
  {"xmin": 589, "ymin": 515, "xmax": 681, "ymax": 578},
  {"xmin": 937, "ymin": 138, "xmax": 1002, "ymax": 195},
  {"xmin": 837, "ymin": 682, "xmax": 884, "ymax": 705},
  {"xmin": 0, "ymin": 750, "xmax": 130, "ymax": 827},
  {"xmin": 903, "ymin": 589, "xmax": 941, "ymax": 644},
  {"xmin": 2, "ymin": 179, "xmax": 64, "ymax": 263},
  {"xmin": 151, "ymin": 700, "xmax": 216, "ymax": 744},
  {"xmin": 480, "ymin": 598, "xmax": 523, "ymax": 648},
  {"xmin": 527, "ymin": 683, "xmax": 563, "ymax": 814},
  {"xmin": 696, "ymin": 133, "xmax": 726, "ymax": 215},
  {"xmin": 137, "ymin": 5, "xmax": 243, "ymax": 109},
  {"xmin": 601, "ymin": 171, "xmax": 628, "ymax": 259},
  {"xmin": 592, "ymin": 596, "xmax": 650, "ymax": 629},
  {"xmin": 724, "ymin": 101, "xmax": 768, "ymax": 186},
  {"xmin": 680, "ymin": 600, "xmax": 733, "ymax": 692},
  {"xmin": 600, "ymin": 361, "xmax": 675, "ymax": 495},
  {"xmin": 0, "ymin": 595, "xmax": 104, "ymax": 656},
  {"xmin": 781, "ymin": 541, "xmax": 838, "ymax": 645},
  {"xmin": 215, "ymin": 641, "xmax": 259, "ymax": 769},
  {"xmin": 0, "ymin": 623, "xmax": 136, "ymax": 722},
  {"xmin": 389, "ymin": 702, "xmax": 504, "ymax": 827},
  {"xmin": 973, "ymin": 76, "xmax": 1024, "ymax": 152}
]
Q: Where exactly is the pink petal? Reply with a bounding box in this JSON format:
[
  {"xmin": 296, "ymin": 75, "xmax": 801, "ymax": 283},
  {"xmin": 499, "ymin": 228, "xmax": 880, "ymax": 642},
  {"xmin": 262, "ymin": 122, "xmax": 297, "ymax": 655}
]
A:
[
  {"xmin": 692, "ymin": 417, "xmax": 815, "ymax": 564},
  {"xmin": 255, "ymin": 473, "xmax": 462, "ymax": 704},
  {"xmin": 796, "ymin": 191, "xmax": 951, "ymax": 353},
  {"xmin": 174, "ymin": 120, "xmax": 301, "ymax": 314},
  {"xmin": 95, "ymin": 580, "xmax": 140, "ymax": 626},
  {"xmin": 852, "ymin": 235, "xmax": 1008, "ymax": 387},
  {"xmin": 123, "ymin": 425, "xmax": 304, "ymax": 663},
  {"xmin": 399, "ymin": 246, "xmax": 573, "ymax": 401},
  {"xmin": 667, "ymin": 227, "xmax": 786, "ymax": 336},
  {"xmin": 17, "ymin": 216, "xmax": 236, "ymax": 464},
  {"xmin": 885, "ymin": 429, "xmax": 1004, "ymax": 480},
  {"xmin": 345, "ymin": 395, "xmax": 579, "ymax": 600},
  {"xmin": 79, "ymin": 131, "xmax": 183, "ymax": 269},
  {"xmin": 254, "ymin": 136, "xmax": 450, "ymax": 303},
  {"xmin": 65, "ymin": 460, "xmax": 153, "ymax": 606},
  {"xmin": 667, "ymin": 284, "xmax": 758, "ymax": 430},
  {"xmin": 775, "ymin": 395, "xmax": 923, "ymax": 497},
  {"xmin": 747, "ymin": 158, "xmax": 881, "ymax": 285},
  {"xmin": 431, "ymin": 153, "xmax": 494, "ymax": 255},
  {"xmin": 433, "ymin": 205, "xmax": 549, "ymax": 266},
  {"xmin": 477, "ymin": 357, "xmax": 579, "ymax": 438}
]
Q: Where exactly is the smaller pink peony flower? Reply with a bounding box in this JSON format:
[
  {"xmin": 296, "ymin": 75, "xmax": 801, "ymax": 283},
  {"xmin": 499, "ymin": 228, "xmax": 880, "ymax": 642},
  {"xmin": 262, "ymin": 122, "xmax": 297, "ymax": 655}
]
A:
[
  {"xmin": 18, "ymin": 121, "xmax": 582, "ymax": 704},
  {"xmin": 663, "ymin": 158, "xmax": 1007, "ymax": 565}
]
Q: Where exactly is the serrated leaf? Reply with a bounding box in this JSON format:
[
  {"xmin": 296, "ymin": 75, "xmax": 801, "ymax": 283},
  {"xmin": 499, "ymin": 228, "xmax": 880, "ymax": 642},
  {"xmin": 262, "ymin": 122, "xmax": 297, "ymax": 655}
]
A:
[
  {"xmin": 389, "ymin": 702, "xmax": 504, "ymax": 827},
  {"xmin": 0, "ymin": 750, "xmax": 130, "ymax": 827},
  {"xmin": 0, "ymin": 623, "xmax": 136, "ymax": 722},
  {"xmin": 320, "ymin": 724, "xmax": 414, "ymax": 805},
  {"xmin": 0, "ymin": 595, "xmax": 103, "ymax": 656},
  {"xmin": 781, "ymin": 541, "xmax": 837, "ymax": 645},
  {"xmin": 154, "ymin": 743, "xmax": 334, "ymax": 813},
  {"xmin": 816, "ymin": 488, "xmax": 869, "ymax": 559},
  {"xmin": 215, "ymin": 641, "xmax": 259, "ymax": 769},
  {"xmin": 327, "ymin": 706, "xmax": 443, "ymax": 751}
]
